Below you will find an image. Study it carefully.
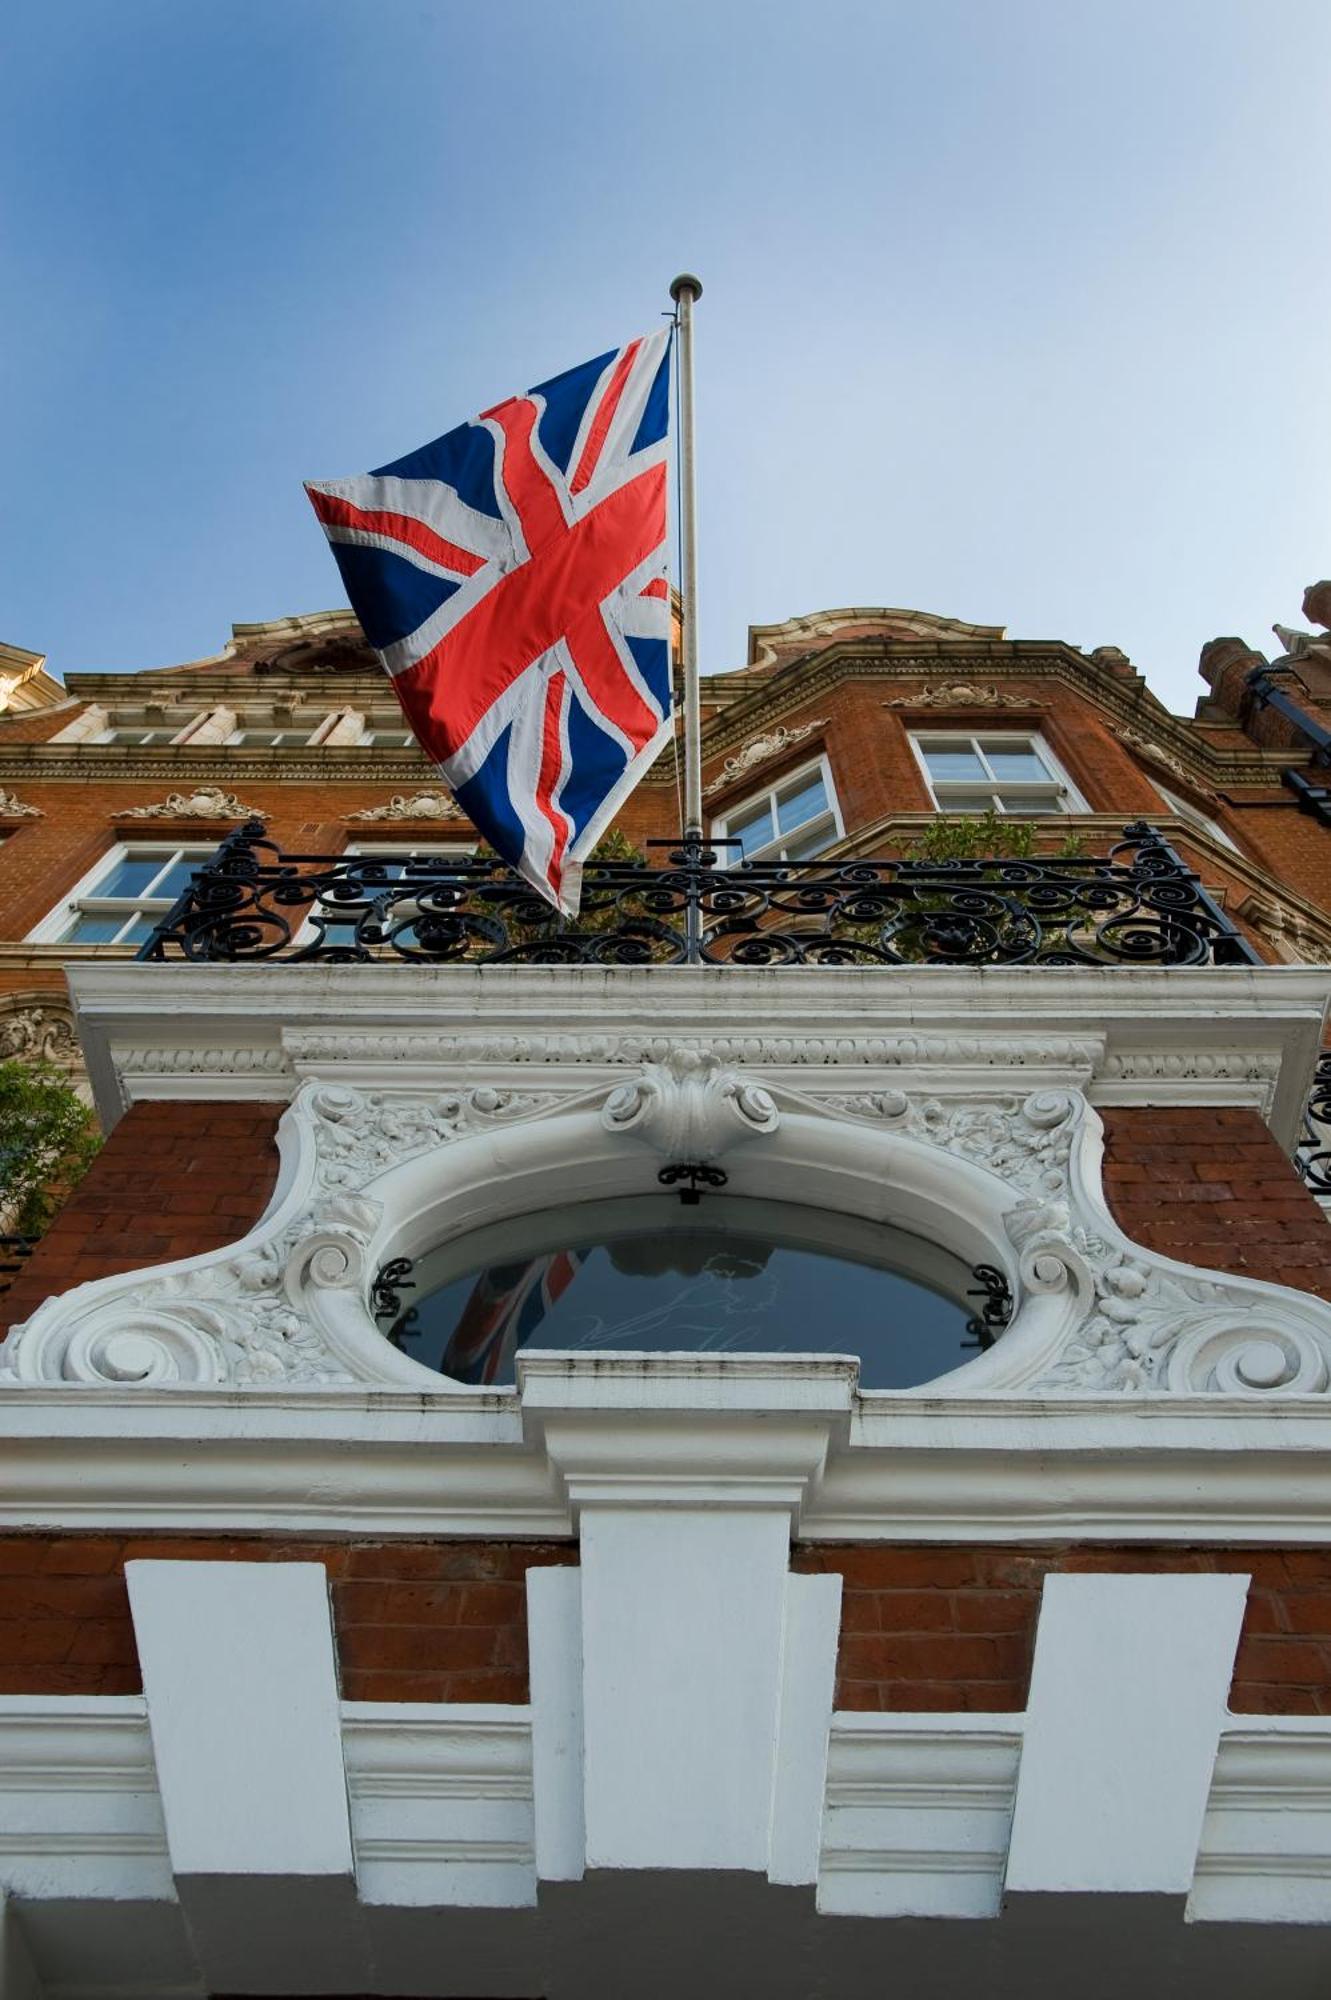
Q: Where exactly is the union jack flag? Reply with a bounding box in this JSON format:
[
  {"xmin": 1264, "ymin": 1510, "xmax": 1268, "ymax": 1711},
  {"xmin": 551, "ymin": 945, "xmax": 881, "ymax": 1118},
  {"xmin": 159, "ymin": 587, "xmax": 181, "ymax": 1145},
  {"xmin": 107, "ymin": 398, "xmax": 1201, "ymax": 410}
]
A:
[
  {"xmin": 441, "ymin": 1249, "xmax": 585, "ymax": 1386},
  {"xmin": 305, "ymin": 329, "xmax": 673, "ymax": 913}
]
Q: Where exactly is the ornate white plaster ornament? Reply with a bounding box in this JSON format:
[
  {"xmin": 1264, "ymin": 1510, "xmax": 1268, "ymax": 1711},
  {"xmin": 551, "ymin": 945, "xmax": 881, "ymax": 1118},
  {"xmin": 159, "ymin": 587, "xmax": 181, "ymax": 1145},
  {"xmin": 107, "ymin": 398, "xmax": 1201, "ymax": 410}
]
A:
[
  {"xmin": 886, "ymin": 685, "xmax": 1037, "ymax": 710},
  {"xmin": 0, "ymin": 1006, "xmax": 75, "ymax": 1064},
  {"xmin": 601, "ymin": 1049, "xmax": 779, "ymax": 1160},
  {"xmin": 817, "ymin": 1086, "xmax": 1077, "ymax": 1203},
  {"xmin": 703, "ymin": 720, "xmax": 828, "ymax": 797},
  {"xmin": 1117, "ymin": 728, "xmax": 1215, "ymax": 798},
  {"xmin": 1241, "ymin": 899, "xmax": 1331, "ymax": 969},
  {"xmin": 120, "ymin": 788, "xmax": 264, "ymax": 820},
  {"xmin": 305, "ymin": 1081, "xmax": 554, "ymax": 1194},
  {"xmin": 282, "ymin": 1028, "xmax": 1101, "ymax": 1073},
  {"xmin": 346, "ymin": 791, "xmax": 464, "ymax": 822},
  {"xmin": 1003, "ymin": 1198, "xmax": 1331, "ymax": 1396},
  {"xmin": 6, "ymin": 1069, "xmax": 1331, "ymax": 1401},
  {"xmin": 0, "ymin": 789, "xmax": 41, "ymax": 819}
]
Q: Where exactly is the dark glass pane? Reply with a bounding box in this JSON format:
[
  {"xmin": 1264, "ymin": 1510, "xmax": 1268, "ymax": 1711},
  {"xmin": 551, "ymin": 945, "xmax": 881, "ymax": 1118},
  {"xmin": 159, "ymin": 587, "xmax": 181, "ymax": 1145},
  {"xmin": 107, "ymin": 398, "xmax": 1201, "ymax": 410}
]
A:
[
  {"xmin": 388, "ymin": 1199, "xmax": 981, "ymax": 1391},
  {"xmin": 782, "ymin": 821, "xmax": 834, "ymax": 859},
  {"xmin": 985, "ymin": 746, "xmax": 1050, "ymax": 782},
  {"xmin": 775, "ymin": 773, "xmax": 828, "ymax": 834},
  {"xmin": 64, "ymin": 912, "xmax": 127, "ymax": 942},
  {"xmin": 95, "ymin": 855, "xmax": 164, "ymax": 899},
  {"xmin": 932, "ymin": 792, "xmax": 992, "ymax": 813},
  {"xmin": 922, "ymin": 747, "xmax": 985, "ymax": 783},
  {"xmin": 150, "ymin": 859, "xmax": 207, "ymax": 902},
  {"xmin": 730, "ymin": 802, "xmax": 774, "ymax": 858}
]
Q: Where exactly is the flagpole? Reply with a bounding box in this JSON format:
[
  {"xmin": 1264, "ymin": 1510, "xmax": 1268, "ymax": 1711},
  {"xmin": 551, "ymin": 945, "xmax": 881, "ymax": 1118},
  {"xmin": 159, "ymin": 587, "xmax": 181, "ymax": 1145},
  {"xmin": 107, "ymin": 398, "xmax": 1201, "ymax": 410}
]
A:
[{"xmin": 670, "ymin": 273, "xmax": 703, "ymax": 845}]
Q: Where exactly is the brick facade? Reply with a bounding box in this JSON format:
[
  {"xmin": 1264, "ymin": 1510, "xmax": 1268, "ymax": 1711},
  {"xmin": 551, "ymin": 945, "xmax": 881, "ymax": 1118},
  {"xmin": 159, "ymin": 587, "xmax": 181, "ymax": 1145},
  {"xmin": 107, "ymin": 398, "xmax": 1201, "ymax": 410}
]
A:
[
  {"xmin": 792, "ymin": 1544, "xmax": 1331, "ymax": 1716},
  {"xmin": 0, "ymin": 1100, "xmax": 285, "ymax": 1330},
  {"xmin": 1099, "ymin": 1107, "xmax": 1331, "ymax": 1301},
  {"xmin": 3, "ymin": 604, "xmax": 1331, "ymax": 1000},
  {"xmin": 0, "ymin": 1534, "xmax": 576, "ymax": 1703},
  {"xmin": 3, "ymin": 1529, "xmax": 1330, "ymax": 1718}
]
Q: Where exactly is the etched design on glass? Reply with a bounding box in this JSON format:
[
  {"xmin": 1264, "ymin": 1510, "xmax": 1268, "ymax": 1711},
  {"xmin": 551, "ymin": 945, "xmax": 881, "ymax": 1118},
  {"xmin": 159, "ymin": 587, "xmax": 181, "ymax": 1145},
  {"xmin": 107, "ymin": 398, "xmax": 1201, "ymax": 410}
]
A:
[{"xmin": 383, "ymin": 1195, "xmax": 978, "ymax": 1390}]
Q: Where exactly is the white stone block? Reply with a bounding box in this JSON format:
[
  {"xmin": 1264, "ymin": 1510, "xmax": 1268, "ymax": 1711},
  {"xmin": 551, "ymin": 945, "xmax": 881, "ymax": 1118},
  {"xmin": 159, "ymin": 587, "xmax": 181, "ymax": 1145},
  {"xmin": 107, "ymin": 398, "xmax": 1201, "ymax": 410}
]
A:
[{"xmin": 1006, "ymin": 1570, "xmax": 1248, "ymax": 1895}]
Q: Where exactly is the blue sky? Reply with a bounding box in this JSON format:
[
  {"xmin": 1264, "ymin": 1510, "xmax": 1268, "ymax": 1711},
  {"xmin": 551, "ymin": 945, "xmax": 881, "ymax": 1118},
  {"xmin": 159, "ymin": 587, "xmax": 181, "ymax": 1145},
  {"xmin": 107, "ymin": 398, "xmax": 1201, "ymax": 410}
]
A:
[{"xmin": 3, "ymin": 0, "xmax": 1328, "ymax": 712}]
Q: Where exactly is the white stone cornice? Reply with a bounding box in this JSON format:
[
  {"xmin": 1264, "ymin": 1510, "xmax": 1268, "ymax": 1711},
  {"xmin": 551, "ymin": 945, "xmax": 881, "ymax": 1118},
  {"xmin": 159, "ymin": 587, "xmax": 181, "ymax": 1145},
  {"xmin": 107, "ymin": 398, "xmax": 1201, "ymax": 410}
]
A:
[
  {"xmin": 10, "ymin": 1386, "xmax": 1331, "ymax": 1539},
  {"xmin": 62, "ymin": 960, "xmax": 1331, "ymax": 1145}
]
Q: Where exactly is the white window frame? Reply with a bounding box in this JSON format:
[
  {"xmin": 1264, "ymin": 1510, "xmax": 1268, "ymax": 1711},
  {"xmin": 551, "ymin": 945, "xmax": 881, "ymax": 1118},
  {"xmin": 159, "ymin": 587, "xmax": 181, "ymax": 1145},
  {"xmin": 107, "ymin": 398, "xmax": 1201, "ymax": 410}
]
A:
[
  {"xmin": 710, "ymin": 754, "xmax": 844, "ymax": 865},
  {"xmin": 26, "ymin": 841, "xmax": 219, "ymax": 946},
  {"xmin": 909, "ymin": 731, "xmax": 1089, "ymax": 816},
  {"xmin": 1153, "ymin": 782, "xmax": 1240, "ymax": 853},
  {"xmin": 93, "ymin": 712, "xmax": 206, "ymax": 746},
  {"xmin": 224, "ymin": 722, "xmax": 329, "ymax": 748}
]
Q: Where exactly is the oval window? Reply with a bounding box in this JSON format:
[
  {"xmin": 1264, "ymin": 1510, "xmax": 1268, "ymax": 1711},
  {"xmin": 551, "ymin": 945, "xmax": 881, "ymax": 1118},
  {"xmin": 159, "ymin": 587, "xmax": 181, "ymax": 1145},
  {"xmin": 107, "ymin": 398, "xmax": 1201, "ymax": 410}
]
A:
[{"xmin": 376, "ymin": 1195, "xmax": 992, "ymax": 1390}]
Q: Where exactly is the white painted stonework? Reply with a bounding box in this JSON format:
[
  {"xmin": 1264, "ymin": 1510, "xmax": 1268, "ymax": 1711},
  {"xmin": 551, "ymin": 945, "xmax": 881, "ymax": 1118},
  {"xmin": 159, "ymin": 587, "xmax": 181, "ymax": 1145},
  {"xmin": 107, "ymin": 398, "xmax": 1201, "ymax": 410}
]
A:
[
  {"xmin": 1, "ymin": 960, "xmax": 1330, "ymax": 1541},
  {"xmin": 1, "ymin": 961, "xmax": 1330, "ymax": 1993},
  {"xmin": 6, "ymin": 1025, "xmax": 1331, "ymax": 1402},
  {"xmin": 3, "ymin": 1557, "xmax": 1331, "ymax": 1998}
]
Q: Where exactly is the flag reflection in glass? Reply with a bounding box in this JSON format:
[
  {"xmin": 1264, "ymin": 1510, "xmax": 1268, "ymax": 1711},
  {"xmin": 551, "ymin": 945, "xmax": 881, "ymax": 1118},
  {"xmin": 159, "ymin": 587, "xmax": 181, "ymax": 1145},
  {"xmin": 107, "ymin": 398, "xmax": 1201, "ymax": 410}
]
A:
[{"xmin": 441, "ymin": 1248, "xmax": 585, "ymax": 1386}]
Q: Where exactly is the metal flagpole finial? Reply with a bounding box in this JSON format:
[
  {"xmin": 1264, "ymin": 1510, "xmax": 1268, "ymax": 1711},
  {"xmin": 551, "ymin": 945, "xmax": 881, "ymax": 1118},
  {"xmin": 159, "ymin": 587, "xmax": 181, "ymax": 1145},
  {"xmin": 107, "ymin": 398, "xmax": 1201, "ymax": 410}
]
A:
[{"xmin": 670, "ymin": 272, "xmax": 703, "ymax": 305}]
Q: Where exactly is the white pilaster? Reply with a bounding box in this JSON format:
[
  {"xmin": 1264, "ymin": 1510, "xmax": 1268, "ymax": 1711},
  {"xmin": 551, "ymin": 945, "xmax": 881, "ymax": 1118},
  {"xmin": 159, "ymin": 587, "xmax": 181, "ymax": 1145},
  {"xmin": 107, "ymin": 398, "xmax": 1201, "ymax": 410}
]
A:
[
  {"xmin": 125, "ymin": 1559, "xmax": 365, "ymax": 1989},
  {"xmin": 520, "ymin": 1354, "xmax": 849, "ymax": 1880},
  {"xmin": 526, "ymin": 1564, "xmax": 586, "ymax": 1882},
  {"xmin": 1005, "ymin": 1570, "xmax": 1249, "ymax": 1896}
]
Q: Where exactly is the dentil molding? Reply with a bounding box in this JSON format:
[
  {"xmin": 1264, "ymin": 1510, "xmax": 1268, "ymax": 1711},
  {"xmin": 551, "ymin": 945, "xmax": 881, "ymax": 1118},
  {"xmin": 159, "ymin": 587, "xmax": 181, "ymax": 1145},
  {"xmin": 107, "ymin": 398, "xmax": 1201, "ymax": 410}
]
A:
[{"xmin": 5, "ymin": 1059, "xmax": 1331, "ymax": 1403}]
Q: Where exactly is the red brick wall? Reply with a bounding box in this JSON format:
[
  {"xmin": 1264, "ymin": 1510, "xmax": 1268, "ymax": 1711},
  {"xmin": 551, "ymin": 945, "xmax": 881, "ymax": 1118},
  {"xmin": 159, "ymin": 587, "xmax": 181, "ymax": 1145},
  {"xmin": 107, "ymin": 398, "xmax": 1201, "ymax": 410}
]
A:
[
  {"xmin": 2, "ymin": 1101, "xmax": 284, "ymax": 1332},
  {"xmin": 793, "ymin": 1544, "xmax": 1331, "ymax": 1715},
  {"xmin": 0, "ymin": 1535, "xmax": 575, "ymax": 1703},
  {"xmin": 1099, "ymin": 1106, "xmax": 1331, "ymax": 1301},
  {"xmin": 5, "ymin": 1532, "xmax": 1331, "ymax": 1717}
]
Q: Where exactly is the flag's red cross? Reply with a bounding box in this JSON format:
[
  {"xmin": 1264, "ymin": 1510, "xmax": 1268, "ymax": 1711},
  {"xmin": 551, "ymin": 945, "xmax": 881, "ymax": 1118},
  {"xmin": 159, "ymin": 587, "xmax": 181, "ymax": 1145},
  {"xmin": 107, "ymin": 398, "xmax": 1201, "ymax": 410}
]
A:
[{"xmin": 376, "ymin": 370, "xmax": 666, "ymax": 876}]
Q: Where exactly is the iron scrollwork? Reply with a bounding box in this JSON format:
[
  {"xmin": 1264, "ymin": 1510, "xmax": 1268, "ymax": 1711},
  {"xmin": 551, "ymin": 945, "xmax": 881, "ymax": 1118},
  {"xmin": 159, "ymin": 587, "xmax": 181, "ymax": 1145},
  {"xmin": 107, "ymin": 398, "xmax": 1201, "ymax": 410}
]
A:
[
  {"xmin": 658, "ymin": 1162, "xmax": 730, "ymax": 1206},
  {"xmin": 962, "ymin": 1263, "xmax": 1015, "ymax": 1351},
  {"xmin": 371, "ymin": 1257, "xmax": 416, "ymax": 1323},
  {"xmin": 136, "ymin": 819, "xmax": 1261, "ymax": 972},
  {"xmin": 1296, "ymin": 1052, "xmax": 1331, "ymax": 1198}
]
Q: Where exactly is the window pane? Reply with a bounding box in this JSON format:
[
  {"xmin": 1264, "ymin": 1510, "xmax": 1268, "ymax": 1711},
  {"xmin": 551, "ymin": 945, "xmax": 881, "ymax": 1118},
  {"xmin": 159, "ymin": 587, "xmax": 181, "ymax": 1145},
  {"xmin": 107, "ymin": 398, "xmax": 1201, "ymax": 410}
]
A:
[
  {"xmin": 1001, "ymin": 799, "xmax": 1055, "ymax": 816},
  {"xmin": 389, "ymin": 1195, "xmax": 979, "ymax": 1391},
  {"xmin": 933, "ymin": 792, "xmax": 993, "ymax": 813},
  {"xmin": 119, "ymin": 915, "xmax": 157, "ymax": 944},
  {"xmin": 729, "ymin": 802, "xmax": 775, "ymax": 858},
  {"xmin": 150, "ymin": 858, "xmax": 205, "ymax": 902},
  {"xmin": 63, "ymin": 912, "xmax": 127, "ymax": 943},
  {"xmin": 775, "ymin": 773, "xmax": 829, "ymax": 835},
  {"xmin": 782, "ymin": 821, "xmax": 834, "ymax": 860},
  {"xmin": 922, "ymin": 746, "xmax": 986, "ymax": 783},
  {"xmin": 94, "ymin": 854, "xmax": 165, "ymax": 899},
  {"xmin": 985, "ymin": 745, "xmax": 1051, "ymax": 782}
]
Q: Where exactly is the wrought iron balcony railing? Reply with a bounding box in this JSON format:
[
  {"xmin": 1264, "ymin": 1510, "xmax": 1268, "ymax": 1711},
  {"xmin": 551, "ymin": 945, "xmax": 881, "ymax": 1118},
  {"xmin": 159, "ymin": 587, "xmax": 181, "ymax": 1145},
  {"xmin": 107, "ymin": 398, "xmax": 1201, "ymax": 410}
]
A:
[
  {"xmin": 1296, "ymin": 1051, "xmax": 1331, "ymax": 1200},
  {"xmin": 136, "ymin": 821, "xmax": 1260, "ymax": 970},
  {"xmin": 0, "ymin": 1237, "xmax": 37, "ymax": 1299}
]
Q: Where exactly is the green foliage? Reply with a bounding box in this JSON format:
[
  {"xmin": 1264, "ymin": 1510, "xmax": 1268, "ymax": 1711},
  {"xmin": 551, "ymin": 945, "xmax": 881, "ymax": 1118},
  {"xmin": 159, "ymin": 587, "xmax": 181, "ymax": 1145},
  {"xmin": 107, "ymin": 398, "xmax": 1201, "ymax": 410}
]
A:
[
  {"xmin": 0, "ymin": 1060, "xmax": 101, "ymax": 1236},
  {"xmin": 907, "ymin": 810, "xmax": 1038, "ymax": 864}
]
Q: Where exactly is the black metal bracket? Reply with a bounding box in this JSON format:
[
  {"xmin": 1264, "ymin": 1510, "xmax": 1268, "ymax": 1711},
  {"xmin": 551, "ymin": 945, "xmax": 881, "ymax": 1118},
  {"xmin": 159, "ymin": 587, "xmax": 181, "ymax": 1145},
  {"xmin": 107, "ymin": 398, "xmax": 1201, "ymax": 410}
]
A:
[
  {"xmin": 1246, "ymin": 667, "xmax": 1331, "ymax": 769},
  {"xmin": 963, "ymin": 1263, "xmax": 1015, "ymax": 1350},
  {"xmin": 371, "ymin": 1256, "xmax": 416, "ymax": 1322},
  {"xmin": 658, "ymin": 1162, "xmax": 729, "ymax": 1207}
]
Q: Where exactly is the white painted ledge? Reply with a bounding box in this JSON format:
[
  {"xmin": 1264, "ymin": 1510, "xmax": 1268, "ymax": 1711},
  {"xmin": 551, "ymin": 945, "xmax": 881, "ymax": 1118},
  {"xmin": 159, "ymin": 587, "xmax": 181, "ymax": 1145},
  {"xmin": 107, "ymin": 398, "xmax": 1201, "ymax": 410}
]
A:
[{"xmin": 65, "ymin": 959, "xmax": 1331, "ymax": 1147}]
